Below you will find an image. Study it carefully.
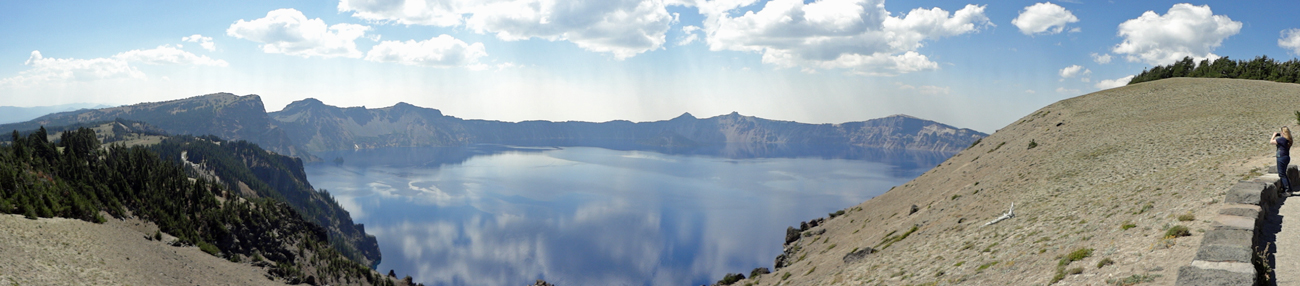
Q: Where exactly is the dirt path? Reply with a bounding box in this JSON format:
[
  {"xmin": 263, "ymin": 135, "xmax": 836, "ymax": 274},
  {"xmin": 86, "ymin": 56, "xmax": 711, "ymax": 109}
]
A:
[
  {"xmin": 1276, "ymin": 196, "xmax": 1300, "ymax": 285},
  {"xmin": 0, "ymin": 213, "xmax": 285, "ymax": 286}
]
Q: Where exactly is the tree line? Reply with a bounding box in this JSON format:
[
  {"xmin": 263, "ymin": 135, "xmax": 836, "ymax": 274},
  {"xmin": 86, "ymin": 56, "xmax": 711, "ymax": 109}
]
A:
[{"xmin": 1129, "ymin": 56, "xmax": 1300, "ymax": 85}]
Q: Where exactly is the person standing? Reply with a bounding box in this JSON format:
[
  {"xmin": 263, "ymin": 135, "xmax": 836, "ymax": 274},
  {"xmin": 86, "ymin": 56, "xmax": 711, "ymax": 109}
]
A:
[{"xmin": 1273, "ymin": 126, "xmax": 1293, "ymax": 195}]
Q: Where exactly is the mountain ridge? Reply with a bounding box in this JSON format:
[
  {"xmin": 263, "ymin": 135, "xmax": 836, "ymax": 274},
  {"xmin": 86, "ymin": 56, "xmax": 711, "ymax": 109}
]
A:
[{"xmin": 269, "ymin": 97, "xmax": 987, "ymax": 155}]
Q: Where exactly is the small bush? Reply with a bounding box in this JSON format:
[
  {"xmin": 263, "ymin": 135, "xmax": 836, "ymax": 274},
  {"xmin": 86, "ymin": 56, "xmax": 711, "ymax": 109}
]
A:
[
  {"xmin": 198, "ymin": 241, "xmax": 220, "ymax": 256},
  {"xmin": 154, "ymin": 230, "xmax": 163, "ymax": 241},
  {"xmin": 1165, "ymin": 225, "xmax": 1191, "ymax": 238},
  {"xmin": 1066, "ymin": 267, "xmax": 1083, "ymax": 275},
  {"xmin": 1028, "ymin": 140, "xmax": 1038, "ymax": 149},
  {"xmin": 782, "ymin": 272, "xmax": 792, "ymax": 280},
  {"xmin": 829, "ymin": 209, "xmax": 846, "ymax": 218},
  {"xmin": 1063, "ymin": 248, "xmax": 1093, "ymax": 265},
  {"xmin": 1177, "ymin": 213, "xmax": 1195, "ymax": 222},
  {"xmin": 977, "ymin": 261, "xmax": 999, "ymax": 271},
  {"xmin": 716, "ymin": 273, "xmax": 745, "ymax": 285},
  {"xmin": 750, "ymin": 267, "xmax": 770, "ymax": 278},
  {"xmin": 805, "ymin": 266, "xmax": 816, "ymax": 275},
  {"xmin": 1096, "ymin": 258, "xmax": 1115, "ymax": 269},
  {"xmin": 1121, "ymin": 222, "xmax": 1137, "ymax": 230}
]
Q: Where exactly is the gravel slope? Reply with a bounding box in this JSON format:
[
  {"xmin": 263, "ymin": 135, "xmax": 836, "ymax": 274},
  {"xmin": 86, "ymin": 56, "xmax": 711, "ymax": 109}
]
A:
[
  {"xmin": 0, "ymin": 213, "xmax": 285, "ymax": 286},
  {"xmin": 737, "ymin": 78, "xmax": 1300, "ymax": 286}
]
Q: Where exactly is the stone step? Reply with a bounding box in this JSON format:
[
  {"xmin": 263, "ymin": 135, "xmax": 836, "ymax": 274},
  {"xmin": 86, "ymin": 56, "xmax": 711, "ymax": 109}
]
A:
[{"xmin": 1177, "ymin": 261, "xmax": 1255, "ymax": 285}]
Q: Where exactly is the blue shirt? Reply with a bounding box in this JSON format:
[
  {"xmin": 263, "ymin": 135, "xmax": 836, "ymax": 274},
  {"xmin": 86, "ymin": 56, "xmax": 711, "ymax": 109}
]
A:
[{"xmin": 1279, "ymin": 136, "xmax": 1291, "ymax": 158}]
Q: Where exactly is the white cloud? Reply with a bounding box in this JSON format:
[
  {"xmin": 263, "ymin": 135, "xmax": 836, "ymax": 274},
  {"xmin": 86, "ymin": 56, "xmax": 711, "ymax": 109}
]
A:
[
  {"xmin": 115, "ymin": 45, "xmax": 228, "ymax": 66},
  {"xmin": 338, "ymin": 0, "xmax": 675, "ymax": 59},
  {"xmin": 1281, "ymin": 28, "xmax": 1300, "ymax": 55},
  {"xmin": 182, "ymin": 34, "xmax": 216, "ymax": 51},
  {"xmin": 1025, "ymin": 89, "xmax": 1036, "ymax": 94},
  {"xmin": 677, "ymin": 25, "xmax": 702, "ymax": 46},
  {"xmin": 1058, "ymin": 64, "xmax": 1089, "ymax": 79},
  {"xmin": 1095, "ymin": 75, "xmax": 1134, "ymax": 90},
  {"xmin": 701, "ymin": 0, "xmax": 990, "ymax": 75},
  {"xmin": 365, "ymin": 35, "xmax": 487, "ymax": 68},
  {"xmin": 1091, "ymin": 52, "xmax": 1111, "ymax": 64},
  {"xmin": 1055, "ymin": 87, "xmax": 1080, "ymax": 94},
  {"xmin": 1, "ymin": 46, "xmax": 228, "ymax": 87},
  {"xmin": 1011, "ymin": 2, "xmax": 1079, "ymax": 35},
  {"xmin": 1, "ymin": 51, "xmax": 142, "ymax": 86},
  {"xmin": 1112, "ymin": 4, "xmax": 1241, "ymax": 66},
  {"xmin": 227, "ymin": 8, "xmax": 370, "ymax": 58},
  {"xmin": 895, "ymin": 82, "xmax": 949, "ymax": 94}
]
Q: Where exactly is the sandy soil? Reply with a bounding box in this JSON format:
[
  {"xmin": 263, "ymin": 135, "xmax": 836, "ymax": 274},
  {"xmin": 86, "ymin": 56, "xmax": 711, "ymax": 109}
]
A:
[
  {"xmin": 0, "ymin": 213, "xmax": 285, "ymax": 286},
  {"xmin": 734, "ymin": 78, "xmax": 1300, "ymax": 286}
]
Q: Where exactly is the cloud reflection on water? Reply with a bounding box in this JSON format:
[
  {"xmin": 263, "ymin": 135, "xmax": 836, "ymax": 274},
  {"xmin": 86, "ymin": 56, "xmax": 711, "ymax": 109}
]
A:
[{"xmin": 306, "ymin": 146, "xmax": 936, "ymax": 285}]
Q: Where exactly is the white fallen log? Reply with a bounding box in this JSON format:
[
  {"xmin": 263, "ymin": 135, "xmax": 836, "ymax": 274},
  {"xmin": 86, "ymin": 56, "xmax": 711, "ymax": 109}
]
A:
[{"xmin": 982, "ymin": 203, "xmax": 1015, "ymax": 227}]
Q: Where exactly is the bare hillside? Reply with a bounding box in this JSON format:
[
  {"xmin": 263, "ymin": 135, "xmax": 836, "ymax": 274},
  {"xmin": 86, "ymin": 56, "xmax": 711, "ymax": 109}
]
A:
[{"xmin": 736, "ymin": 78, "xmax": 1300, "ymax": 286}]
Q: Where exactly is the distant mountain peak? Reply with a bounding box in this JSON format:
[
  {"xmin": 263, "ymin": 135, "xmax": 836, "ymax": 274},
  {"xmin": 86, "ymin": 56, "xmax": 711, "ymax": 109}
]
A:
[{"xmin": 673, "ymin": 112, "xmax": 696, "ymax": 120}]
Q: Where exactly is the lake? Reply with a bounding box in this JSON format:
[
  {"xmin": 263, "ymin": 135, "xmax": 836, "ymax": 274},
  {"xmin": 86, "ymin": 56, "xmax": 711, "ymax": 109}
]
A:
[{"xmin": 303, "ymin": 145, "xmax": 947, "ymax": 286}]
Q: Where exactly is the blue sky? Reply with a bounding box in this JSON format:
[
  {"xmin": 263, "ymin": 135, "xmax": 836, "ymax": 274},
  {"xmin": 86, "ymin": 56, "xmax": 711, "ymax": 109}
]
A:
[{"xmin": 2, "ymin": 0, "xmax": 1299, "ymax": 132}]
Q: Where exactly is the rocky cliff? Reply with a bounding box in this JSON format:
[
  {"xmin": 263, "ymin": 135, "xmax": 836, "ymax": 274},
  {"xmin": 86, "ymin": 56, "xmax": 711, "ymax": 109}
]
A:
[
  {"xmin": 269, "ymin": 98, "xmax": 986, "ymax": 155},
  {"xmin": 0, "ymin": 93, "xmax": 308, "ymax": 159}
]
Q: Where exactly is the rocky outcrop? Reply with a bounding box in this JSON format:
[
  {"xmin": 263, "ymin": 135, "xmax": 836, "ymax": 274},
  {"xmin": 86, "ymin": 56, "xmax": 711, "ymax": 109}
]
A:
[{"xmin": 0, "ymin": 93, "xmax": 307, "ymax": 159}]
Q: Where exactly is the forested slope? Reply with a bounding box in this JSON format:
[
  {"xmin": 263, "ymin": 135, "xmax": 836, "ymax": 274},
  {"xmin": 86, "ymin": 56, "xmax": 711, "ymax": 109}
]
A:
[{"xmin": 0, "ymin": 123, "xmax": 392, "ymax": 285}]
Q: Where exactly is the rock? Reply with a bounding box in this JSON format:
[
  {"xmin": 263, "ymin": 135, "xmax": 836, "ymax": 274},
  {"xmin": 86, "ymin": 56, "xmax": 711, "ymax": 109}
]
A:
[
  {"xmin": 909, "ymin": 205, "xmax": 919, "ymax": 215},
  {"xmin": 303, "ymin": 275, "xmax": 317, "ymax": 286},
  {"xmin": 750, "ymin": 267, "xmax": 771, "ymax": 277},
  {"xmin": 808, "ymin": 218, "xmax": 820, "ymax": 228},
  {"xmin": 784, "ymin": 226, "xmax": 800, "ymax": 245},
  {"xmin": 800, "ymin": 221, "xmax": 809, "ymax": 231},
  {"xmin": 388, "ymin": 270, "xmax": 396, "ymax": 278},
  {"xmin": 813, "ymin": 229, "xmax": 826, "ymax": 236},
  {"xmin": 529, "ymin": 279, "xmax": 556, "ymax": 286},
  {"xmin": 842, "ymin": 247, "xmax": 877, "ymax": 264},
  {"xmin": 712, "ymin": 273, "xmax": 745, "ymax": 286},
  {"xmin": 774, "ymin": 254, "xmax": 788, "ymax": 269}
]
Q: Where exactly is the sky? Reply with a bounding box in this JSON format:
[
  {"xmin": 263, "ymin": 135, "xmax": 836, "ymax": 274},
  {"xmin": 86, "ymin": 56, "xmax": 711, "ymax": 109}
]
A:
[{"xmin": 2, "ymin": 1, "xmax": 1300, "ymax": 133}]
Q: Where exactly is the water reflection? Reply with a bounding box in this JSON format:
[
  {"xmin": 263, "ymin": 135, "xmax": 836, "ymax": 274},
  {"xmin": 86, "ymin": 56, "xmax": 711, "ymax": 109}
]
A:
[{"xmin": 306, "ymin": 145, "xmax": 946, "ymax": 286}]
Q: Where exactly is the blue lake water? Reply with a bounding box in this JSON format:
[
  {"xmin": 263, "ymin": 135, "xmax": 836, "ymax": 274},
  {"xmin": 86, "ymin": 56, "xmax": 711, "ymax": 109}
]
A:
[{"xmin": 304, "ymin": 145, "xmax": 945, "ymax": 286}]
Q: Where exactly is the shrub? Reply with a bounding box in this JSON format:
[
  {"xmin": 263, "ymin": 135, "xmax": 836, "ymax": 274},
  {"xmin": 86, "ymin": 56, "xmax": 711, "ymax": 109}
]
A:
[
  {"xmin": 1066, "ymin": 267, "xmax": 1083, "ymax": 275},
  {"xmin": 1028, "ymin": 139, "xmax": 1038, "ymax": 149},
  {"xmin": 1165, "ymin": 225, "xmax": 1191, "ymax": 238},
  {"xmin": 1063, "ymin": 248, "xmax": 1093, "ymax": 264},
  {"xmin": 154, "ymin": 230, "xmax": 163, "ymax": 241},
  {"xmin": 749, "ymin": 267, "xmax": 770, "ymax": 278},
  {"xmin": 715, "ymin": 273, "xmax": 745, "ymax": 285},
  {"xmin": 1177, "ymin": 213, "xmax": 1195, "ymax": 222},
  {"xmin": 782, "ymin": 272, "xmax": 792, "ymax": 280},
  {"xmin": 198, "ymin": 241, "xmax": 220, "ymax": 256},
  {"xmin": 1096, "ymin": 258, "xmax": 1115, "ymax": 269},
  {"xmin": 977, "ymin": 261, "xmax": 999, "ymax": 271},
  {"xmin": 1121, "ymin": 222, "xmax": 1137, "ymax": 230}
]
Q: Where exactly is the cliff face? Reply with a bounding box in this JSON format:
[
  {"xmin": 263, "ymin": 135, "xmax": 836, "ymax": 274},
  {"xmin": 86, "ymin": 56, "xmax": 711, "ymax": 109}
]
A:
[
  {"xmin": 0, "ymin": 93, "xmax": 307, "ymax": 159},
  {"xmin": 269, "ymin": 99, "xmax": 987, "ymax": 155}
]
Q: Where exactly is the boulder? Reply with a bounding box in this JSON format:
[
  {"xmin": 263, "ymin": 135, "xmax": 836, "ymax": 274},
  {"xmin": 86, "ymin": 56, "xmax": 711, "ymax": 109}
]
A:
[
  {"xmin": 750, "ymin": 267, "xmax": 771, "ymax": 277},
  {"xmin": 909, "ymin": 205, "xmax": 919, "ymax": 215},
  {"xmin": 784, "ymin": 227, "xmax": 800, "ymax": 245},
  {"xmin": 842, "ymin": 247, "xmax": 878, "ymax": 264}
]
